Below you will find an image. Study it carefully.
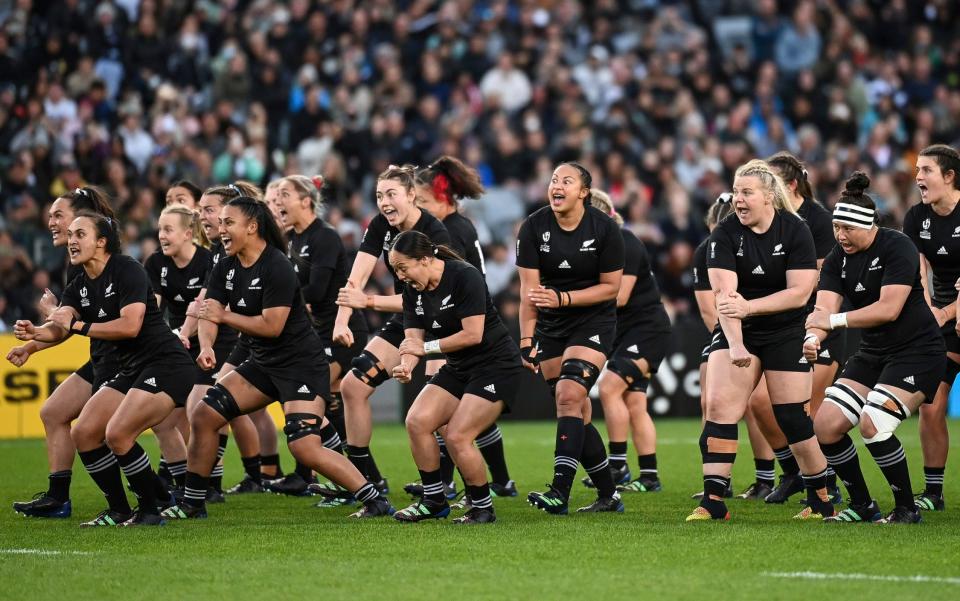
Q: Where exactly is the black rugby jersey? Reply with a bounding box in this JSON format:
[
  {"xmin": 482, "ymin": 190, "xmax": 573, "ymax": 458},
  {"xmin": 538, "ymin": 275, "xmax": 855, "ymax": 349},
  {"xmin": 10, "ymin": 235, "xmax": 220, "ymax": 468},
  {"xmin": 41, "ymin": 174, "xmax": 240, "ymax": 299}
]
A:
[
  {"xmin": 288, "ymin": 219, "xmax": 367, "ymax": 341},
  {"xmin": 618, "ymin": 228, "xmax": 669, "ymax": 332},
  {"xmin": 145, "ymin": 246, "xmax": 210, "ymax": 331},
  {"xmin": 516, "ymin": 205, "xmax": 624, "ymax": 336},
  {"xmin": 796, "ymin": 198, "xmax": 836, "ymax": 260},
  {"xmin": 199, "ymin": 240, "xmax": 239, "ymax": 348},
  {"xmin": 903, "ymin": 202, "xmax": 960, "ymax": 307},
  {"xmin": 358, "ymin": 210, "xmax": 452, "ymax": 293},
  {"xmin": 62, "ymin": 254, "xmax": 190, "ymax": 373},
  {"xmin": 692, "ymin": 238, "xmax": 711, "ymax": 292},
  {"xmin": 63, "ymin": 262, "xmax": 116, "ymax": 363},
  {"xmin": 442, "ymin": 212, "xmax": 485, "ymax": 274},
  {"xmin": 402, "ymin": 260, "xmax": 520, "ymax": 372},
  {"xmin": 707, "ymin": 210, "xmax": 817, "ymax": 334},
  {"xmin": 206, "ymin": 245, "xmax": 323, "ymax": 371},
  {"xmin": 819, "ymin": 228, "xmax": 943, "ymax": 355}
]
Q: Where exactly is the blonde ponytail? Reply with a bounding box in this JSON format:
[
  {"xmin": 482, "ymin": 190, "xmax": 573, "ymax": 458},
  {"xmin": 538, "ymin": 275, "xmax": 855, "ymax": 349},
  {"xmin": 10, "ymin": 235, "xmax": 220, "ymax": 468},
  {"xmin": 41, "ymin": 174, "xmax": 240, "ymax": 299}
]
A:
[{"xmin": 589, "ymin": 189, "xmax": 624, "ymax": 226}]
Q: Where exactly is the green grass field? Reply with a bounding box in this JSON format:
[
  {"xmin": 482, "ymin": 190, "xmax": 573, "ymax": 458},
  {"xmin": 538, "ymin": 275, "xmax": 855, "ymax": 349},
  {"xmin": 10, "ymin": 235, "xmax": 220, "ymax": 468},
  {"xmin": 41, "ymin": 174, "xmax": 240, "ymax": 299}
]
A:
[{"xmin": 1, "ymin": 418, "xmax": 959, "ymax": 600}]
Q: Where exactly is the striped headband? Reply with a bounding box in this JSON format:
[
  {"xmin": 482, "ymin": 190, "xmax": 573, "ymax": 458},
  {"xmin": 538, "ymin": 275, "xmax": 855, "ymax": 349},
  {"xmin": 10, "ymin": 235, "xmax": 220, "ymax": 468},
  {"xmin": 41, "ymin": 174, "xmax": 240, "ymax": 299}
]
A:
[{"xmin": 832, "ymin": 202, "xmax": 875, "ymax": 229}]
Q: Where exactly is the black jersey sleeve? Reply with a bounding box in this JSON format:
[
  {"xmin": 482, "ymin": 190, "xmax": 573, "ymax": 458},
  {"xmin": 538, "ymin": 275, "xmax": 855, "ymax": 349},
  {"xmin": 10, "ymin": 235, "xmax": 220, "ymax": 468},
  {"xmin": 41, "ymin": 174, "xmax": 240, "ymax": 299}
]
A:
[
  {"xmin": 902, "ymin": 206, "xmax": 921, "ymax": 250},
  {"xmin": 116, "ymin": 258, "xmax": 152, "ymax": 308},
  {"xmin": 622, "ymin": 232, "xmax": 642, "ymax": 277},
  {"xmin": 300, "ymin": 228, "xmax": 338, "ymax": 306},
  {"xmin": 402, "ymin": 285, "xmax": 424, "ymax": 330},
  {"xmin": 452, "ymin": 265, "xmax": 487, "ymax": 319},
  {"xmin": 144, "ymin": 252, "xmax": 163, "ymax": 293},
  {"xmin": 881, "ymin": 234, "xmax": 921, "ymax": 287},
  {"xmin": 692, "ymin": 241, "xmax": 710, "ymax": 291},
  {"xmin": 205, "ymin": 258, "xmax": 229, "ymax": 305},
  {"xmin": 706, "ymin": 222, "xmax": 737, "ymax": 272},
  {"xmin": 262, "ymin": 252, "xmax": 298, "ymax": 310},
  {"xmin": 61, "ymin": 275, "xmax": 82, "ymax": 312},
  {"xmin": 358, "ymin": 215, "xmax": 387, "ymax": 257},
  {"xmin": 817, "ymin": 247, "xmax": 844, "ymax": 295},
  {"xmin": 808, "ymin": 203, "xmax": 836, "ymax": 259},
  {"xmin": 786, "ymin": 217, "xmax": 818, "ymax": 270},
  {"xmin": 597, "ymin": 216, "xmax": 625, "ymax": 272},
  {"xmin": 515, "ymin": 218, "xmax": 540, "ymax": 269}
]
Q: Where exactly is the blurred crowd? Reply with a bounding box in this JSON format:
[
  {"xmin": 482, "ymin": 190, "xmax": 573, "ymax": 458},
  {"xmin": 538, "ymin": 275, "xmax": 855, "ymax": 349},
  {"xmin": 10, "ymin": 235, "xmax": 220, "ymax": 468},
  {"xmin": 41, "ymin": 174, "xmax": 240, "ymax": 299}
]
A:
[{"xmin": 2, "ymin": 0, "xmax": 959, "ymax": 330}]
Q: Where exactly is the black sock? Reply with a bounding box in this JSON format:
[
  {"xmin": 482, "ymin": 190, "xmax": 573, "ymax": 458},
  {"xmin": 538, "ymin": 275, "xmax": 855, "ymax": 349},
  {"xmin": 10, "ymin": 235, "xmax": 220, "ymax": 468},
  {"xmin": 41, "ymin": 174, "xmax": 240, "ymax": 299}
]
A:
[
  {"xmin": 152, "ymin": 470, "xmax": 170, "ymax": 502},
  {"xmin": 581, "ymin": 423, "xmax": 616, "ymax": 497},
  {"xmin": 295, "ymin": 460, "xmax": 313, "ymax": 481},
  {"xmin": 47, "ymin": 470, "xmax": 72, "ymax": 502},
  {"xmin": 820, "ymin": 434, "xmax": 870, "ymax": 506},
  {"xmin": 319, "ymin": 421, "xmax": 343, "ymax": 454},
  {"xmin": 260, "ymin": 454, "xmax": 282, "ymax": 477},
  {"xmin": 773, "ymin": 446, "xmax": 800, "ymax": 476},
  {"xmin": 352, "ymin": 482, "xmax": 380, "ymax": 504},
  {"xmin": 367, "ymin": 450, "xmax": 384, "ymax": 483},
  {"xmin": 801, "ymin": 468, "xmax": 834, "ymax": 516},
  {"xmin": 825, "ymin": 467, "xmax": 837, "ymax": 488},
  {"xmin": 638, "ymin": 453, "xmax": 658, "ymax": 481},
  {"xmin": 476, "ymin": 423, "xmax": 511, "ymax": 485},
  {"xmin": 436, "ymin": 434, "xmax": 456, "ymax": 486},
  {"xmin": 754, "ymin": 458, "xmax": 775, "ymax": 487},
  {"xmin": 157, "ymin": 457, "xmax": 171, "ymax": 483},
  {"xmin": 167, "ymin": 460, "xmax": 187, "ymax": 489},
  {"xmin": 346, "ymin": 445, "xmax": 373, "ymax": 481},
  {"xmin": 467, "ymin": 483, "xmax": 493, "ymax": 510},
  {"xmin": 79, "ymin": 446, "xmax": 130, "ymax": 514},
  {"xmin": 327, "ymin": 392, "xmax": 348, "ymax": 447},
  {"xmin": 183, "ymin": 471, "xmax": 209, "ymax": 508},
  {"xmin": 210, "ymin": 434, "xmax": 228, "ymax": 492},
  {"xmin": 607, "ymin": 440, "xmax": 628, "ymax": 470},
  {"xmin": 866, "ymin": 435, "xmax": 914, "ymax": 508},
  {"xmin": 701, "ymin": 475, "xmax": 730, "ymax": 518},
  {"xmin": 924, "ymin": 466, "xmax": 945, "ymax": 497},
  {"xmin": 551, "ymin": 416, "xmax": 584, "ymax": 498},
  {"xmin": 241, "ymin": 455, "xmax": 262, "ymax": 483},
  {"xmin": 418, "ymin": 468, "xmax": 446, "ymax": 504},
  {"xmin": 116, "ymin": 443, "xmax": 159, "ymax": 515}
]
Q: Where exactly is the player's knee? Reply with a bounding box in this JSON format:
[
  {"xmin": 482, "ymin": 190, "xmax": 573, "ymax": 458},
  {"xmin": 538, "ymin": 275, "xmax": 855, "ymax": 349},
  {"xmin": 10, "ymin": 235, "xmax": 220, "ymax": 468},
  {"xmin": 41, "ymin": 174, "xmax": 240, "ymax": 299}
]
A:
[
  {"xmin": 772, "ymin": 401, "xmax": 815, "ymax": 444},
  {"xmin": 199, "ymin": 384, "xmax": 241, "ymax": 423},
  {"xmin": 404, "ymin": 409, "xmax": 432, "ymax": 437},
  {"xmin": 597, "ymin": 371, "xmax": 622, "ymax": 400},
  {"xmin": 70, "ymin": 416, "xmax": 102, "ymax": 449},
  {"xmin": 349, "ymin": 351, "xmax": 389, "ymax": 388},
  {"xmin": 559, "ymin": 358, "xmax": 600, "ymax": 391},
  {"xmin": 103, "ymin": 421, "xmax": 134, "ymax": 456},
  {"xmin": 861, "ymin": 388, "xmax": 909, "ymax": 444},
  {"xmin": 283, "ymin": 413, "xmax": 321, "ymax": 444},
  {"xmin": 39, "ymin": 400, "xmax": 65, "ymax": 427}
]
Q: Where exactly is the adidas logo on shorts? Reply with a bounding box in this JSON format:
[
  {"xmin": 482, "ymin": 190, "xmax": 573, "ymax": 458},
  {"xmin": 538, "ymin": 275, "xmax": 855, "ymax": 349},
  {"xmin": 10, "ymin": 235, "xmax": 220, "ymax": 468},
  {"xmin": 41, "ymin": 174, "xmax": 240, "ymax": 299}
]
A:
[
  {"xmin": 98, "ymin": 308, "xmax": 107, "ymax": 318},
  {"xmin": 798, "ymin": 356, "xmax": 808, "ymax": 364},
  {"xmin": 297, "ymin": 385, "xmax": 311, "ymax": 394},
  {"xmin": 558, "ymin": 260, "xmax": 571, "ymax": 269},
  {"xmin": 589, "ymin": 335, "xmax": 601, "ymax": 344},
  {"xmin": 938, "ymin": 246, "xmax": 948, "ymax": 255},
  {"xmin": 819, "ymin": 349, "xmax": 831, "ymax": 359},
  {"xmin": 432, "ymin": 320, "xmax": 441, "ymax": 329},
  {"xmin": 237, "ymin": 298, "xmax": 246, "ymax": 307},
  {"xmin": 903, "ymin": 375, "xmax": 915, "ymax": 385},
  {"xmin": 144, "ymin": 377, "xmax": 157, "ymax": 387},
  {"xmin": 484, "ymin": 384, "xmax": 496, "ymax": 394},
  {"xmin": 627, "ymin": 344, "xmax": 639, "ymax": 354},
  {"xmin": 174, "ymin": 294, "xmax": 184, "ymax": 301},
  {"xmin": 752, "ymin": 265, "xmax": 764, "ymax": 275},
  {"xmin": 855, "ymin": 282, "xmax": 866, "ymax": 292}
]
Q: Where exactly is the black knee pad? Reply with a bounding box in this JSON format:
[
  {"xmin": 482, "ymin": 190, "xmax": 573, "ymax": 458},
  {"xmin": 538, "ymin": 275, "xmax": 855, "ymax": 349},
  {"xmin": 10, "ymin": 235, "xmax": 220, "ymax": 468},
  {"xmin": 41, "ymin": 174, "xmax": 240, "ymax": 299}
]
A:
[
  {"xmin": 607, "ymin": 356, "xmax": 649, "ymax": 392},
  {"xmin": 699, "ymin": 420, "xmax": 738, "ymax": 464},
  {"xmin": 326, "ymin": 391, "xmax": 343, "ymax": 416},
  {"xmin": 202, "ymin": 384, "xmax": 242, "ymax": 422},
  {"xmin": 772, "ymin": 401, "xmax": 815, "ymax": 444},
  {"xmin": 546, "ymin": 377, "xmax": 559, "ymax": 398},
  {"xmin": 350, "ymin": 351, "xmax": 389, "ymax": 387},
  {"xmin": 559, "ymin": 358, "xmax": 601, "ymax": 391},
  {"xmin": 283, "ymin": 413, "xmax": 321, "ymax": 443}
]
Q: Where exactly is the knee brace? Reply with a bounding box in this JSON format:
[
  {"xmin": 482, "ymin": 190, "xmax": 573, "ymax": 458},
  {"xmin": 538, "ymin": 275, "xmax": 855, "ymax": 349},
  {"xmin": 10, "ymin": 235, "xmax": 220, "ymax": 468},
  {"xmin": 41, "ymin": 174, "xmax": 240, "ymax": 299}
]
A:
[
  {"xmin": 326, "ymin": 391, "xmax": 343, "ymax": 415},
  {"xmin": 283, "ymin": 413, "xmax": 321, "ymax": 443},
  {"xmin": 607, "ymin": 356, "xmax": 649, "ymax": 392},
  {"xmin": 202, "ymin": 384, "xmax": 242, "ymax": 421},
  {"xmin": 559, "ymin": 358, "xmax": 601, "ymax": 391},
  {"xmin": 824, "ymin": 383, "xmax": 866, "ymax": 427},
  {"xmin": 772, "ymin": 401, "xmax": 815, "ymax": 444},
  {"xmin": 699, "ymin": 420, "xmax": 738, "ymax": 464},
  {"xmin": 350, "ymin": 351, "xmax": 389, "ymax": 387},
  {"xmin": 862, "ymin": 387, "xmax": 910, "ymax": 444}
]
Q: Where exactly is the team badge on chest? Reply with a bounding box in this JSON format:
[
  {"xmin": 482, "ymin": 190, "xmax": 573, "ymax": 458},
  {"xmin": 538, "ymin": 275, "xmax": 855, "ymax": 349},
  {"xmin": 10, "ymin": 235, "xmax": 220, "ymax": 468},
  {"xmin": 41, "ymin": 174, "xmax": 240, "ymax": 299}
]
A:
[{"xmin": 540, "ymin": 231, "xmax": 550, "ymax": 253}]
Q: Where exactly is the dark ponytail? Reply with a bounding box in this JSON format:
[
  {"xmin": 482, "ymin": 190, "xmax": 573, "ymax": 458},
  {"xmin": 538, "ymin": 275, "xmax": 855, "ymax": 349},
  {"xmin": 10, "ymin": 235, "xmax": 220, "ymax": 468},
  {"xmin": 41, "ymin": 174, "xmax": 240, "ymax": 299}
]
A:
[
  {"xmin": 767, "ymin": 152, "xmax": 815, "ymax": 201},
  {"xmin": 75, "ymin": 209, "xmax": 122, "ymax": 254},
  {"xmin": 226, "ymin": 196, "xmax": 287, "ymax": 252},
  {"xmin": 415, "ymin": 156, "xmax": 485, "ymax": 206},
  {"xmin": 389, "ymin": 230, "xmax": 464, "ymax": 262},
  {"xmin": 61, "ymin": 185, "xmax": 116, "ymax": 219},
  {"xmin": 838, "ymin": 171, "xmax": 877, "ymax": 217},
  {"xmin": 561, "ymin": 162, "xmax": 593, "ymax": 205}
]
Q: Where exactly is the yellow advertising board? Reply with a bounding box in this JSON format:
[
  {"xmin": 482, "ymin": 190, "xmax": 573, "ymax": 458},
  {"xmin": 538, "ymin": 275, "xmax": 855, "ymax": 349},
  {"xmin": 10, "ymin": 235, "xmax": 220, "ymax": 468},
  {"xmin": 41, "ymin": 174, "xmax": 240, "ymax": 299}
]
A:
[
  {"xmin": 0, "ymin": 334, "xmax": 288, "ymax": 439},
  {"xmin": 0, "ymin": 334, "xmax": 89, "ymax": 438}
]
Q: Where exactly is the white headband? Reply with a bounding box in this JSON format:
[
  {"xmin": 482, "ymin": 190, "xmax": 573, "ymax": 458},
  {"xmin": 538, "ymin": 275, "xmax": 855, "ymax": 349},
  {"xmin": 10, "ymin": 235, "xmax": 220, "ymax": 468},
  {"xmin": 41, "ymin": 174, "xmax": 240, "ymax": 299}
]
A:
[{"xmin": 832, "ymin": 202, "xmax": 875, "ymax": 229}]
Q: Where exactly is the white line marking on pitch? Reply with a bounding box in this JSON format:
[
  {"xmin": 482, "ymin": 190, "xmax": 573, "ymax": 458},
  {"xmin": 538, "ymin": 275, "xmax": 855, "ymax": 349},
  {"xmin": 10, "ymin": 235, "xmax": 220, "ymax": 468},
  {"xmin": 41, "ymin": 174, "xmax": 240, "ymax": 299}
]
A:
[
  {"xmin": 0, "ymin": 549, "xmax": 93, "ymax": 556},
  {"xmin": 763, "ymin": 571, "xmax": 960, "ymax": 585}
]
